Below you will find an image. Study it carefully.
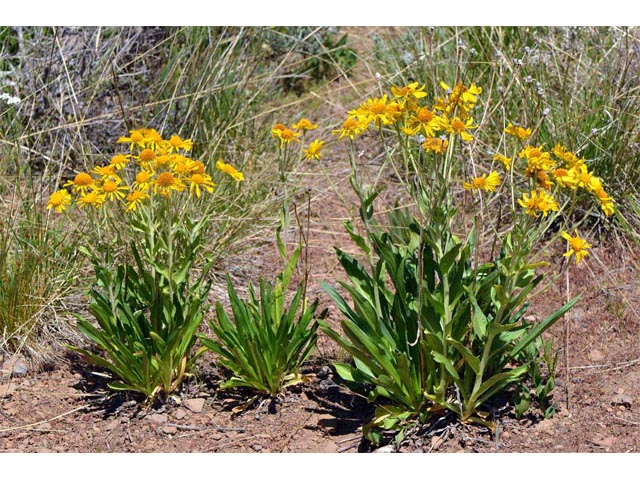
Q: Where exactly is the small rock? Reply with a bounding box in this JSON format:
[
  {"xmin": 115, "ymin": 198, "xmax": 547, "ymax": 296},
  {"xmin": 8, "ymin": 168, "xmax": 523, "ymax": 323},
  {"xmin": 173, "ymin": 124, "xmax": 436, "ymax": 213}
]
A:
[
  {"xmin": 374, "ymin": 445, "xmax": 396, "ymax": 453},
  {"xmin": 174, "ymin": 408, "xmax": 188, "ymax": 420},
  {"xmin": 535, "ymin": 419, "xmax": 554, "ymax": 435},
  {"xmin": 251, "ymin": 444, "xmax": 263, "ymax": 452},
  {"xmin": 524, "ymin": 314, "xmax": 538, "ymax": 323},
  {"xmin": 594, "ymin": 436, "xmax": 615, "ymax": 449},
  {"xmin": 39, "ymin": 422, "xmax": 53, "ymax": 430},
  {"xmin": 210, "ymin": 433, "xmax": 223, "ymax": 441},
  {"xmin": 162, "ymin": 425, "xmax": 178, "ymax": 435},
  {"xmin": 1, "ymin": 355, "xmax": 28, "ymax": 379},
  {"xmin": 317, "ymin": 366, "xmax": 332, "ymax": 379},
  {"xmin": 501, "ymin": 431, "xmax": 511, "ymax": 439},
  {"xmin": 147, "ymin": 413, "xmax": 168, "ymax": 424},
  {"xmin": 589, "ymin": 349, "xmax": 605, "ymax": 363},
  {"xmin": 430, "ymin": 435, "xmax": 444, "ymax": 450},
  {"xmin": 184, "ymin": 398, "xmax": 205, "ymax": 413}
]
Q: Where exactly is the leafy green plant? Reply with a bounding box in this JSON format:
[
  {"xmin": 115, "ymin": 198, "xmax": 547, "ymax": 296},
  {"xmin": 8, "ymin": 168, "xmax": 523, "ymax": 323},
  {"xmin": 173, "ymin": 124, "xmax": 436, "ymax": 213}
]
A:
[
  {"xmin": 316, "ymin": 73, "xmax": 604, "ymax": 443},
  {"xmin": 61, "ymin": 129, "xmax": 228, "ymax": 402},
  {"xmin": 69, "ymin": 241, "xmax": 210, "ymax": 401},
  {"xmin": 200, "ymin": 234, "xmax": 322, "ymax": 397}
]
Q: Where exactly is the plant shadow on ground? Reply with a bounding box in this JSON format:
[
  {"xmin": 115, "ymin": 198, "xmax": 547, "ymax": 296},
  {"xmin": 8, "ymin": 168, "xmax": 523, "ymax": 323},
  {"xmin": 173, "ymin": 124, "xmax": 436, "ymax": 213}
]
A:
[{"xmin": 65, "ymin": 351, "xmax": 146, "ymax": 418}]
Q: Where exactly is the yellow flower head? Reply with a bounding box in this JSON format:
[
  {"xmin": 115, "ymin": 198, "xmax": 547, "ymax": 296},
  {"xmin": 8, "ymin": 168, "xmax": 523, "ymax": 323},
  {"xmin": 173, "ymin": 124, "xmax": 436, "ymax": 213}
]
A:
[
  {"xmin": 109, "ymin": 154, "xmax": 130, "ymax": 170},
  {"xmin": 64, "ymin": 172, "xmax": 95, "ymax": 195},
  {"xmin": 569, "ymin": 164, "xmax": 602, "ymax": 192},
  {"xmin": 594, "ymin": 188, "xmax": 615, "ymax": 216},
  {"xmin": 153, "ymin": 171, "xmax": 185, "ymax": 197},
  {"xmin": 493, "ymin": 154, "xmax": 512, "ymax": 171},
  {"xmin": 216, "ymin": 159, "xmax": 244, "ymax": 182},
  {"xmin": 332, "ymin": 117, "xmax": 365, "ymax": 140},
  {"xmin": 292, "ymin": 118, "xmax": 318, "ymax": 131},
  {"xmin": 303, "ymin": 139, "xmax": 325, "ymax": 161},
  {"xmin": 463, "ymin": 171, "xmax": 501, "ymax": 193},
  {"xmin": 46, "ymin": 189, "xmax": 72, "ymax": 213},
  {"xmin": 520, "ymin": 146, "xmax": 556, "ymax": 175},
  {"xmin": 518, "ymin": 189, "xmax": 559, "ymax": 217},
  {"xmin": 350, "ymin": 95, "xmax": 395, "ymax": 129},
  {"xmin": 391, "ymin": 81, "xmax": 428, "ymax": 100},
  {"xmin": 166, "ymin": 134, "xmax": 193, "ymax": 152},
  {"xmin": 443, "ymin": 116, "xmax": 477, "ymax": 142},
  {"xmin": 272, "ymin": 125, "xmax": 301, "ymax": 148},
  {"xmin": 552, "ymin": 144, "xmax": 585, "ymax": 169},
  {"xmin": 117, "ymin": 129, "xmax": 146, "ymax": 150},
  {"xmin": 133, "ymin": 170, "xmax": 154, "ymax": 191},
  {"xmin": 561, "ymin": 230, "xmax": 591, "ymax": 264},
  {"xmin": 552, "ymin": 168, "xmax": 578, "ymax": 189},
  {"xmin": 98, "ymin": 178, "xmax": 129, "ymax": 202},
  {"xmin": 404, "ymin": 107, "xmax": 443, "ymax": 137},
  {"xmin": 504, "ymin": 123, "xmax": 532, "ymax": 140},
  {"xmin": 140, "ymin": 128, "xmax": 163, "ymax": 148},
  {"xmin": 422, "ymin": 137, "xmax": 449, "ymax": 154},
  {"xmin": 77, "ymin": 191, "xmax": 106, "ymax": 209},
  {"xmin": 436, "ymin": 81, "xmax": 482, "ymax": 118},
  {"xmin": 188, "ymin": 173, "xmax": 216, "ymax": 197},
  {"xmin": 126, "ymin": 190, "xmax": 150, "ymax": 212},
  {"xmin": 92, "ymin": 164, "xmax": 120, "ymax": 181}
]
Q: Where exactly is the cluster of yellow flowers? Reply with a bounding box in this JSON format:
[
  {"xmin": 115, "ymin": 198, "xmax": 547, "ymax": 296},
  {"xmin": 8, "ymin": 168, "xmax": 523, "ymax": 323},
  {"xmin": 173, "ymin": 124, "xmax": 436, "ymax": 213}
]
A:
[
  {"xmin": 271, "ymin": 118, "xmax": 326, "ymax": 161},
  {"xmin": 332, "ymin": 81, "xmax": 482, "ymax": 147},
  {"xmin": 46, "ymin": 128, "xmax": 244, "ymax": 214},
  {"xmin": 332, "ymin": 80, "xmax": 613, "ymax": 265}
]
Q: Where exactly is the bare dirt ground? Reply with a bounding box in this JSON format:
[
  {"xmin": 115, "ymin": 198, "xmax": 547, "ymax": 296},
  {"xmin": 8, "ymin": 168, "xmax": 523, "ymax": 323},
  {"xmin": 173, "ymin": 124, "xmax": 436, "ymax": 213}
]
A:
[{"xmin": 2, "ymin": 137, "xmax": 640, "ymax": 453}]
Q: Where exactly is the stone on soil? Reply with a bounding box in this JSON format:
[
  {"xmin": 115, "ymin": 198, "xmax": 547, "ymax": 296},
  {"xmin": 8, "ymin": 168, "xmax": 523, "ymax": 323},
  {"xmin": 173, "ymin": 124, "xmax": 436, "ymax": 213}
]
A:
[{"xmin": 184, "ymin": 398, "xmax": 205, "ymax": 413}]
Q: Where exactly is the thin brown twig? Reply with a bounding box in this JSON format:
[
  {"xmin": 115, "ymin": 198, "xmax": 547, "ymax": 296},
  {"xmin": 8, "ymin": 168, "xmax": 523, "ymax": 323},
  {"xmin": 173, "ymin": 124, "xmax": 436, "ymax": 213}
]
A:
[{"xmin": 0, "ymin": 404, "xmax": 87, "ymax": 433}]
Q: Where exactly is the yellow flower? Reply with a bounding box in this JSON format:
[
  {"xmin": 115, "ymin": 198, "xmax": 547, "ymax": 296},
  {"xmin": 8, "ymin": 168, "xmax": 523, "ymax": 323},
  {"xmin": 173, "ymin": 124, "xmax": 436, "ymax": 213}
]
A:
[
  {"xmin": 594, "ymin": 188, "xmax": 615, "ymax": 216},
  {"xmin": 561, "ymin": 230, "xmax": 591, "ymax": 264},
  {"xmin": 77, "ymin": 191, "xmax": 106, "ymax": 209},
  {"xmin": 272, "ymin": 125, "xmax": 301, "ymax": 148},
  {"xmin": 166, "ymin": 134, "xmax": 193, "ymax": 152},
  {"xmin": 350, "ymin": 95, "xmax": 395, "ymax": 128},
  {"xmin": 552, "ymin": 144, "xmax": 585, "ymax": 169},
  {"xmin": 109, "ymin": 154, "xmax": 130, "ymax": 170},
  {"xmin": 504, "ymin": 123, "xmax": 532, "ymax": 140},
  {"xmin": 422, "ymin": 137, "xmax": 449, "ymax": 153},
  {"xmin": 64, "ymin": 172, "xmax": 94, "ymax": 195},
  {"xmin": 140, "ymin": 128, "xmax": 163, "ymax": 149},
  {"xmin": 125, "ymin": 190, "xmax": 149, "ymax": 212},
  {"xmin": 463, "ymin": 171, "xmax": 500, "ymax": 193},
  {"xmin": 92, "ymin": 164, "xmax": 120, "ymax": 181},
  {"xmin": 332, "ymin": 117, "xmax": 365, "ymax": 140},
  {"xmin": 391, "ymin": 81, "xmax": 428, "ymax": 100},
  {"xmin": 137, "ymin": 148, "xmax": 156, "ymax": 166},
  {"xmin": 117, "ymin": 129, "xmax": 145, "ymax": 150},
  {"xmin": 292, "ymin": 118, "xmax": 318, "ymax": 131},
  {"xmin": 552, "ymin": 168, "xmax": 578, "ymax": 189},
  {"xmin": 436, "ymin": 81, "xmax": 482, "ymax": 118},
  {"xmin": 520, "ymin": 146, "xmax": 556, "ymax": 173},
  {"xmin": 570, "ymin": 164, "xmax": 602, "ymax": 192},
  {"xmin": 518, "ymin": 189, "xmax": 559, "ymax": 217},
  {"xmin": 216, "ymin": 160, "xmax": 244, "ymax": 182},
  {"xmin": 187, "ymin": 173, "xmax": 216, "ymax": 197},
  {"xmin": 303, "ymin": 139, "xmax": 325, "ymax": 161},
  {"xmin": 443, "ymin": 116, "xmax": 477, "ymax": 142},
  {"xmin": 133, "ymin": 170, "xmax": 154, "ymax": 191},
  {"xmin": 404, "ymin": 107, "xmax": 443, "ymax": 137},
  {"xmin": 535, "ymin": 170, "xmax": 554, "ymax": 190},
  {"xmin": 98, "ymin": 178, "xmax": 129, "ymax": 202},
  {"xmin": 493, "ymin": 154, "xmax": 512, "ymax": 171},
  {"xmin": 153, "ymin": 172, "xmax": 185, "ymax": 197},
  {"xmin": 46, "ymin": 189, "xmax": 72, "ymax": 213}
]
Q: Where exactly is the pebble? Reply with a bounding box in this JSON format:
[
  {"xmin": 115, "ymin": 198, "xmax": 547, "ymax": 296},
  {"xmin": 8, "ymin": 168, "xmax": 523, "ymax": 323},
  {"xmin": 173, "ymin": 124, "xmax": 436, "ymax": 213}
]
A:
[
  {"xmin": 1, "ymin": 355, "xmax": 28, "ymax": 379},
  {"xmin": 162, "ymin": 425, "xmax": 178, "ymax": 435},
  {"xmin": 373, "ymin": 445, "xmax": 395, "ymax": 453},
  {"xmin": 184, "ymin": 398, "xmax": 205, "ymax": 413},
  {"xmin": 147, "ymin": 413, "xmax": 168, "ymax": 424},
  {"xmin": 174, "ymin": 408, "xmax": 188, "ymax": 420},
  {"xmin": 589, "ymin": 349, "xmax": 605, "ymax": 362}
]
